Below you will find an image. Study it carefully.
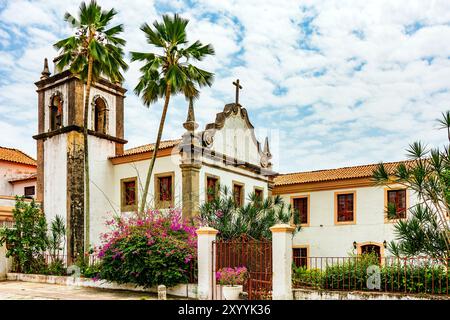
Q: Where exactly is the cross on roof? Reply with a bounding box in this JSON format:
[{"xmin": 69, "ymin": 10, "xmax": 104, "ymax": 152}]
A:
[{"xmin": 232, "ymin": 79, "xmax": 243, "ymax": 105}]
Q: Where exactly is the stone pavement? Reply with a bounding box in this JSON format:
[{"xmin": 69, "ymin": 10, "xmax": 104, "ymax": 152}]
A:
[{"xmin": 0, "ymin": 281, "xmax": 161, "ymax": 300}]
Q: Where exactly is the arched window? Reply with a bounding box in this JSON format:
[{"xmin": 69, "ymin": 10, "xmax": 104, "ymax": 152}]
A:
[
  {"xmin": 49, "ymin": 95, "xmax": 63, "ymax": 131},
  {"xmin": 93, "ymin": 97, "xmax": 107, "ymax": 134}
]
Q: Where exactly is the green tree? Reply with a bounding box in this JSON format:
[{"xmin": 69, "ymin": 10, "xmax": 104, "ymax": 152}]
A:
[
  {"xmin": 372, "ymin": 111, "xmax": 450, "ymax": 259},
  {"xmin": 48, "ymin": 215, "xmax": 66, "ymax": 261},
  {"xmin": 199, "ymin": 186, "xmax": 301, "ymax": 240},
  {"xmin": 53, "ymin": 0, "xmax": 128, "ymax": 253},
  {"xmin": 0, "ymin": 197, "xmax": 48, "ymax": 273},
  {"xmin": 130, "ymin": 14, "xmax": 215, "ymax": 213}
]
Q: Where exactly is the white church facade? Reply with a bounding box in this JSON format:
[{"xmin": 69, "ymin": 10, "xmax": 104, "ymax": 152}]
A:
[{"xmin": 33, "ymin": 57, "xmax": 419, "ymax": 261}]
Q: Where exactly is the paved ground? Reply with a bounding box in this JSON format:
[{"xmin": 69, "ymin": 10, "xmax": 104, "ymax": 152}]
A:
[{"xmin": 0, "ymin": 281, "xmax": 162, "ymax": 300}]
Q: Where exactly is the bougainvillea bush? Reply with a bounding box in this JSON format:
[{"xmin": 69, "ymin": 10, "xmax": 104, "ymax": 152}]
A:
[
  {"xmin": 216, "ymin": 266, "xmax": 248, "ymax": 286},
  {"xmin": 96, "ymin": 209, "xmax": 197, "ymax": 288}
]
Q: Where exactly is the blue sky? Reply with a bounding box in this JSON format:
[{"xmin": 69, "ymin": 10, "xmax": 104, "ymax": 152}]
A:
[{"xmin": 0, "ymin": 0, "xmax": 449, "ymax": 173}]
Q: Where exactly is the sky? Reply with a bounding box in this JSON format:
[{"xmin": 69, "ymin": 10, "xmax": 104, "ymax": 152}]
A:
[{"xmin": 0, "ymin": 0, "xmax": 449, "ymax": 174}]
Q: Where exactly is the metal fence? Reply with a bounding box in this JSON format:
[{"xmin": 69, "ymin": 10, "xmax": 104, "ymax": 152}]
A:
[
  {"xmin": 213, "ymin": 239, "xmax": 272, "ymax": 300},
  {"xmin": 292, "ymin": 256, "xmax": 449, "ymax": 295}
]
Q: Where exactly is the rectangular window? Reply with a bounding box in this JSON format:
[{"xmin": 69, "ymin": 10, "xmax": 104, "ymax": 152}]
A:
[
  {"xmin": 254, "ymin": 188, "xmax": 263, "ymax": 201},
  {"xmin": 232, "ymin": 182, "xmax": 244, "ymax": 206},
  {"xmin": 121, "ymin": 177, "xmax": 137, "ymax": 212},
  {"xmin": 336, "ymin": 192, "xmax": 355, "ymax": 223},
  {"xmin": 293, "ymin": 197, "xmax": 308, "ymax": 225},
  {"xmin": 206, "ymin": 176, "xmax": 219, "ymax": 203},
  {"xmin": 155, "ymin": 172, "xmax": 174, "ymax": 209},
  {"xmin": 387, "ymin": 189, "xmax": 407, "ymax": 219},
  {"xmin": 293, "ymin": 247, "xmax": 308, "ymax": 268},
  {"xmin": 24, "ymin": 186, "xmax": 35, "ymax": 197}
]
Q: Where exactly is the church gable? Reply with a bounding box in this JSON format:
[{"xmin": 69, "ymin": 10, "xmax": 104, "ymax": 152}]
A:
[{"xmin": 200, "ymin": 103, "xmax": 272, "ymax": 170}]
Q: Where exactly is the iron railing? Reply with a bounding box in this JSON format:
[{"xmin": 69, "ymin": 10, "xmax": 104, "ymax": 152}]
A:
[
  {"xmin": 213, "ymin": 239, "xmax": 272, "ymax": 300},
  {"xmin": 292, "ymin": 256, "xmax": 449, "ymax": 296}
]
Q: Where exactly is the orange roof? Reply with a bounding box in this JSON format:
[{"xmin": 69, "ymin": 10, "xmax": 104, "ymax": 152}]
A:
[
  {"xmin": 112, "ymin": 139, "xmax": 181, "ymax": 158},
  {"xmin": 0, "ymin": 146, "xmax": 36, "ymax": 166},
  {"xmin": 274, "ymin": 160, "xmax": 414, "ymax": 186}
]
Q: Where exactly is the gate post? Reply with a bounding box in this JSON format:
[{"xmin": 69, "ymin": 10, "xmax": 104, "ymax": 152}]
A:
[
  {"xmin": 0, "ymin": 243, "xmax": 11, "ymax": 280},
  {"xmin": 270, "ymin": 224, "xmax": 294, "ymax": 300},
  {"xmin": 196, "ymin": 226, "xmax": 218, "ymax": 300}
]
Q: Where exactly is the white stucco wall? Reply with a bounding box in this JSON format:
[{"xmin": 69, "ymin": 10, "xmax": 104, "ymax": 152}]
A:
[
  {"xmin": 112, "ymin": 154, "xmax": 182, "ymax": 215},
  {"xmin": 279, "ymin": 185, "xmax": 418, "ymax": 258},
  {"xmin": 0, "ymin": 162, "xmax": 36, "ymax": 196},
  {"xmin": 43, "ymin": 134, "xmax": 67, "ymax": 225},
  {"xmin": 199, "ymin": 162, "xmax": 268, "ymax": 205},
  {"xmin": 11, "ymin": 180, "xmax": 36, "ymax": 197},
  {"xmin": 210, "ymin": 110, "xmax": 262, "ymax": 167},
  {"xmin": 87, "ymin": 136, "xmax": 117, "ymax": 247}
]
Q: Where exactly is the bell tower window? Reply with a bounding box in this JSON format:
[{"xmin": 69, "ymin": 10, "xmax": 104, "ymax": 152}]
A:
[
  {"xmin": 50, "ymin": 95, "xmax": 63, "ymax": 131},
  {"xmin": 94, "ymin": 97, "xmax": 107, "ymax": 134}
]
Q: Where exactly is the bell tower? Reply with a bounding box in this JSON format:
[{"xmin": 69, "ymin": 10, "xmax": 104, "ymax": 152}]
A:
[{"xmin": 33, "ymin": 58, "xmax": 127, "ymax": 260}]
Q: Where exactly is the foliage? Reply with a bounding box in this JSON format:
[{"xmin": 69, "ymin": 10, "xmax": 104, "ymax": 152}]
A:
[
  {"xmin": 130, "ymin": 13, "xmax": 215, "ymax": 213},
  {"xmin": 53, "ymin": 0, "xmax": 128, "ymax": 82},
  {"xmin": 0, "ymin": 197, "xmax": 48, "ymax": 273},
  {"xmin": 372, "ymin": 111, "xmax": 450, "ymax": 259},
  {"xmin": 292, "ymin": 253, "xmax": 448, "ymax": 295},
  {"xmin": 216, "ymin": 267, "xmax": 248, "ymax": 286},
  {"xmin": 199, "ymin": 186, "xmax": 301, "ymax": 240},
  {"xmin": 74, "ymin": 254, "xmax": 102, "ymax": 279},
  {"xmin": 48, "ymin": 215, "xmax": 66, "ymax": 261},
  {"xmin": 96, "ymin": 209, "xmax": 197, "ymax": 288}
]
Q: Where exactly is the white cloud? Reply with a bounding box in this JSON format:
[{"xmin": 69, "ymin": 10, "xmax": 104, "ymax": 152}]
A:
[{"xmin": 0, "ymin": 0, "xmax": 449, "ymax": 174}]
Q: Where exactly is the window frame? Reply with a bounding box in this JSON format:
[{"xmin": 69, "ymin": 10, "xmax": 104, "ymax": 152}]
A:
[
  {"xmin": 205, "ymin": 173, "xmax": 220, "ymax": 203},
  {"xmin": 154, "ymin": 171, "xmax": 175, "ymax": 209},
  {"xmin": 291, "ymin": 195, "xmax": 310, "ymax": 227},
  {"xmin": 253, "ymin": 186, "xmax": 264, "ymax": 202},
  {"xmin": 120, "ymin": 177, "xmax": 138, "ymax": 212},
  {"xmin": 384, "ymin": 187, "xmax": 408, "ymax": 223},
  {"xmin": 232, "ymin": 181, "xmax": 245, "ymax": 207},
  {"xmin": 356, "ymin": 241, "xmax": 385, "ymax": 264},
  {"xmin": 293, "ymin": 245, "xmax": 310, "ymax": 269},
  {"xmin": 24, "ymin": 186, "xmax": 35, "ymax": 197},
  {"xmin": 334, "ymin": 191, "xmax": 357, "ymax": 225}
]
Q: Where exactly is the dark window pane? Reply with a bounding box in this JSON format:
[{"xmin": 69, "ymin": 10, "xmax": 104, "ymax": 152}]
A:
[
  {"xmin": 337, "ymin": 194, "xmax": 354, "ymax": 222},
  {"xmin": 293, "ymin": 197, "xmax": 308, "ymax": 224},
  {"xmin": 24, "ymin": 186, "xmax": 35, "ymax": 197},
  {"xmin": 159, "ymin": 176, "xmax": 172, "ymax": 201}
]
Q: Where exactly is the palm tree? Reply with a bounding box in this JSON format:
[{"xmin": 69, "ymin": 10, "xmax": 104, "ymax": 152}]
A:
[
  {"xmin": 53, "ymin": 0, "xmax": 128, "ymax": 254},
  {"xmin": 131, "ymin": 14, "xmax": 215, "ymax": 213}
]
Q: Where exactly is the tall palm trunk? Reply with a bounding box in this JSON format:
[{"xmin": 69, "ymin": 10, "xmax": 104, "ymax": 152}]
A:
[
  {"xmin": 83, "ymin": 54, "xmax": 93, "ymax": 255},
  {"xmin": 140, "ymin": 84, "xmax": 172, "ymax": 213}
]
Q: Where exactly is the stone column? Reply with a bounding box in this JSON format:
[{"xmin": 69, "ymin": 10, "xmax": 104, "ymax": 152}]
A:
[
  {"xmin": 270, "ymin": 223, "xmax": 295, "ymax": 300},
  {"xmin": 180, "ymin": 163, "xmax": 201, "ymax": 219},
  {"xmin": 196, "ymin": 227, "xmax": 218, "ymax": 300}
]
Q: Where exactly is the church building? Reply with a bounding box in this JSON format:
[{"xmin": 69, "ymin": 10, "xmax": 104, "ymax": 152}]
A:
[
  {"xmin": 33, "ymin": 58, "xmax": 274, "ymax": 259},
  {"xmin": 32, "ymin": 55, "xmax": 424, "ymax": 263}
]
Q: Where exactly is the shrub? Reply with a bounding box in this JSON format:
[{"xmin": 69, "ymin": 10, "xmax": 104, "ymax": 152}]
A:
[
  {"xmin": 0, "ymin": 197, "xmax": 48, "ymax": 273},
  {"xmin": 96, "ymin": 209, "xmax": 197, "ymax": 288},
  {"xmin": 216, "ymin": 267, "xmax": 248, "ymax": 286}
]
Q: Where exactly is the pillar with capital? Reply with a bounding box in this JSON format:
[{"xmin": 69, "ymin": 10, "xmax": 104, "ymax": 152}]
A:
[{"xmin": 180, "ymin": 98, "xmax": 202, "ymax": 219}]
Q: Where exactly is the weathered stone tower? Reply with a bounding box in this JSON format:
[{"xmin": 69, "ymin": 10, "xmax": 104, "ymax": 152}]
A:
[{"xmin": 33, "ymin": 58, "xmax": 127, "ymax": 260}]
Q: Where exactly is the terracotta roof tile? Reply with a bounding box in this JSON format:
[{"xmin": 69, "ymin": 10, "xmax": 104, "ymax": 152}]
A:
[
  {"xmin": 274, "ymin": 160, "xmax": 415, "ymax": 186},
  {"xmin": 0, "ymin": 146, "xmax": 37, "ymax": 166},
  {"xmin": 112, "ymin": 139, "xmax": 182, "ymax": 158}
]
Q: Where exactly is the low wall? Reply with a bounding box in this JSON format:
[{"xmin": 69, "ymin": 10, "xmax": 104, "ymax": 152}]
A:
[
  {"xmin": 293, "ymin": 288, "xmax": 448, "ymax": 300},
  {"xmin": 0, "ymin": 244, "xmax": 12, "ymax": 280},
  {"xmin": 6, "ymin": 273, "xmax": 198, "ymax": 299}
]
